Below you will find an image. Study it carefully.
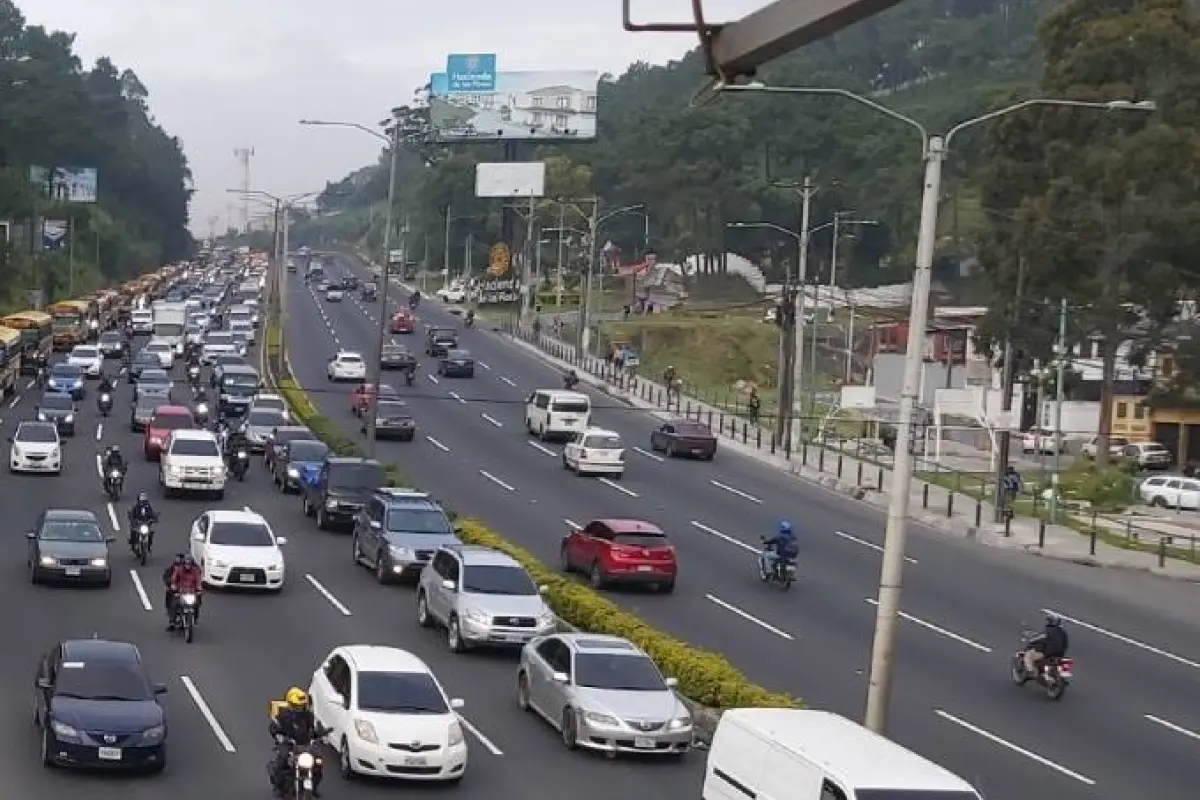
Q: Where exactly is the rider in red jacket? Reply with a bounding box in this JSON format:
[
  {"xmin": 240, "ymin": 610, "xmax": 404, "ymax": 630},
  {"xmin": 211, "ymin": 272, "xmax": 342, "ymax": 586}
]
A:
[{"xmin": 163, "ymin": 554, "xmax": 203, "ymax": 630}]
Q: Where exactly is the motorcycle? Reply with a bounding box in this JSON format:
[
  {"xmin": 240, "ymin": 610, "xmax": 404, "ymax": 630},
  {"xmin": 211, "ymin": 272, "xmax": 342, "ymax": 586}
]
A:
[
  {"xmin": 230, "ymin": 449, "xmax": 249, "ymax": 481},
  {"xmin": 465, "ymin": 313, "xmax": 475, "ymax": 328},
  {"xmin": 274, "ymin": 741, "xmax": 322, "ymax": 799},
  {"xmin": 97, "ymin": 392, "xmax": 113, "ymax": 417},
  {"xmin": 173, "ymin": 591, "xmax": 199, "ymax": 643},
  {"xmin": 187, "ymin": 363, "xmax": 201, "ymax": 383},
  {"xmin": 404, "ymin": 368, "xmax": 416, "ymax": 387},
  {"xmin": 563, "ymin": 375, "xmax": 579, "ymax": 391},
  {"xmin": 1011, "ymin": 634, "xmax": 1073, "ymax": 700},
  {"xmin": 757, "ymin": 543, "xmax": 796, "ymax": 590},
  {"xmin": 131, "ymin": 522, "xmax": 153, "ymax": 565},
  {"xmin": 195, "ymin": 401, "xmax": 209, "ymax": 425},
  {"xmin": 104, "ymin": 469, "xmax": 124, "ymax": 502}
]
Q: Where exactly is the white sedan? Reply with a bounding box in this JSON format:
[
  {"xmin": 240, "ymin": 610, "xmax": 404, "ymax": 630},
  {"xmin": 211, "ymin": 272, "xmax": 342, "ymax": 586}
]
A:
[
  {"xmin": 309, "ymin": 645, "xmax": 467, "ymax": 782},
  {"xmin": 9, "ymin": 421, "xmax": 61, "ymax": 474},
  {"xmin": 143, "ymin": 339, "xmax": 176, "ymax": 369},
  {"xmin": 67, "ymin": 345, "xmax": 103, "ymax": 377},
  {"xmin": 562, "ymin": 428, "xmax": 626, "ymax": 477},
  {"xmin": 436, "ymin": 284, "xmax": 466, "ymax": 303},
  {"xmin": 327, "ymin": 351, "xmax": 367, "ymax": 382},
  {"xmin": 189, "ymin": 509, "xmax": 286, "ymax": 590}
]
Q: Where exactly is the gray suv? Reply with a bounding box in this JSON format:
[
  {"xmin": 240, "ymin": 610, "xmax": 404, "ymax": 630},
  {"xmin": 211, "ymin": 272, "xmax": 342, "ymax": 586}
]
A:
[
  {"xmin": 351, "ymin": 489, "xmax": 461, "ymax": 583},
  {"xmin": 416, "ymin": 545, "xmax": 556, "ymax": 653}
]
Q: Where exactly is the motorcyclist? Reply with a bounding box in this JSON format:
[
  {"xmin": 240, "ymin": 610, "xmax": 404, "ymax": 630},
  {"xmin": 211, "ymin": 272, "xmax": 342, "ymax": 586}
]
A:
[
  {"xmin": 761, "ymin": 520, "xmax": 799, "ymax": 577},
  {"xmin": 465, "ymin": 308, "xmax": 476, "ymax": 327},
  {"xmin": 98, "ymin": 373, "xmax": 115, "ymax": 395},
  {"xmin": 269, "ymin": 687, "xmax": 329, "ymax": 796},
  {"xmin": 563, "ymin": 369, "xmax": 579, "ymax": 391},
  {"xmin": 162, "ymin": 553, "xmax": 203, "ymax": 630},
  {"xmin": 127, "ymin": 492, "xmax": 159, "ymax": 551},
  {"xmin": 409, "ymin": 290, "xmax": 421, "ymax": 309},
  {"xmin": 1022, "ymin": 612, "xmax": 1069, "ymax": 677},
  {"xmin": 226, "ymin": 425, "xmax": 250, "ymax": 472},
  {"xmin": 102, "ymin": 444, "xmax": 127, "ymax": 478}
]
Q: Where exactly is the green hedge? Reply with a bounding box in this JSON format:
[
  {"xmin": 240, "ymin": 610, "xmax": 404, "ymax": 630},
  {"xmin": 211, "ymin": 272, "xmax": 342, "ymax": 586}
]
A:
[{"xmin": 269, "ymin": 328, "xmax": 799, "ymax": 710}]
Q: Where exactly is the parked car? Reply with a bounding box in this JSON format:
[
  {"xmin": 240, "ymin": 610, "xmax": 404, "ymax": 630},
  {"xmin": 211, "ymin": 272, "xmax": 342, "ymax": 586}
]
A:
[
  {"xmin": 1123, "ymin": 441, "xmax": 1172, "ymax": 470},
  {"xmin": 1139, "ymin": 475, "xmax": 1200, "ymax": 509},
  {"xmin": 1082, "ymin": 435, "xmax": 1129, "ymax": 459},
  {"xmin": 560, "ymin": 519, "xmax": 677, "ymax": 593},
  {"xmin": 1021, "ymin": 427, "xmax": 1064, "ymax": 455}
]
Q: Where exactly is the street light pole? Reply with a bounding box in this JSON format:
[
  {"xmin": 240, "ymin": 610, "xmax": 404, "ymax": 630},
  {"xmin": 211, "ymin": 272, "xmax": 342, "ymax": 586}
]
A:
[
  {"xmin": 793, "ymin": 178, "xmax": 814, "ymax": 450},
  {"xmin": 364, "ymin": 125, "xmax": 401, "ymax": 456}
]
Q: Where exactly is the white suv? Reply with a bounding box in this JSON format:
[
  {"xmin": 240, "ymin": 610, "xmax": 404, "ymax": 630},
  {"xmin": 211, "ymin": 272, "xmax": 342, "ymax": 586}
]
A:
[
  {"xmin": 67, "ymin": 345, "xmax": 103, "ymax": 377},
  {"xmin": 160, "ymin": 429, "xmax": 226, "ymax": 498},
  {"xmin": 562, "ymin": 427, "xmax": 625, "ymax": 477},
  {"xmin": 327, "ymin": 351, "xmax": 367, "ymax": 382}
]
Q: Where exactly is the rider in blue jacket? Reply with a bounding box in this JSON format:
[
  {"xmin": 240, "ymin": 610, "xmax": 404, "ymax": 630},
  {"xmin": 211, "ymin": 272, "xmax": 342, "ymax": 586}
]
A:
[{"xmin": 762, "ymin": 521, "xmax": 798, "ymax": 575}]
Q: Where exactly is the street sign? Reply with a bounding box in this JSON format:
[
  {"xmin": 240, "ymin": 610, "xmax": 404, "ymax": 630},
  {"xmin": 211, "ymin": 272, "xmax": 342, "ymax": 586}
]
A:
[{"xmin": 488, "ymin": 242, "xmax": 510, "ymax": 276}]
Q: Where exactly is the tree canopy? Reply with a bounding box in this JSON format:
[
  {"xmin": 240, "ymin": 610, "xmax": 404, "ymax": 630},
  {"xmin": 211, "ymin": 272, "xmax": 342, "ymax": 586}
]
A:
[{"xmin": 0, "ymin": 0, "xmax": 193, "ymax": 311}]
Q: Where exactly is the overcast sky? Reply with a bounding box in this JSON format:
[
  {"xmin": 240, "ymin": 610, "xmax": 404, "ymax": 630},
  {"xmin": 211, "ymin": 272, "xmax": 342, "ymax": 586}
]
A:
[{"xmin": 19, "ymin": 0, "xmax": 762, "ymax": 237}]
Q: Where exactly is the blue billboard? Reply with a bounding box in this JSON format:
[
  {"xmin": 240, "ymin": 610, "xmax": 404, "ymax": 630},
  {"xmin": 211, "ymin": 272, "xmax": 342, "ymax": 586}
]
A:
[{"xmin": 446, "ymin": 53, "xmax": 496, "ymax": 93}]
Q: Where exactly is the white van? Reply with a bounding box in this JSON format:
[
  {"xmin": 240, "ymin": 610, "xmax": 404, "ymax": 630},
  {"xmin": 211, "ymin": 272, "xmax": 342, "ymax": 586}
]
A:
[
  {"xmin": 524, "ymin": 389, "xmax": 591, "ymax": 441},
  {"xmin": 704, "ymin": 709, "xmax": 982, "ymax": 800},
  {"xmin": 131, "ymin": 309, "xmax": 154, "ymax": 335}
]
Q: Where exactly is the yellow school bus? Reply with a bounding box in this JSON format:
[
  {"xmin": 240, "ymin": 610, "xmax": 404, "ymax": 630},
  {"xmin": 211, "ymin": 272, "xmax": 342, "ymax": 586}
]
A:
[
  {"xmin": 1, "ymin": 311, "xmax": 53, "ymax": 372},
  {"xmin": 49, "ymin": 300, "xmax": 91, "ymax": 348},
  {"xmin": 0, "ymin": 325, "xmax": 20, "ymax": 396}
]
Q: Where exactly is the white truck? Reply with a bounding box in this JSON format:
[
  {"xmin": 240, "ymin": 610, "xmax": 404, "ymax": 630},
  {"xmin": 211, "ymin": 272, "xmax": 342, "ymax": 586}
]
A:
[{"xmin": 151, "ymin": 301, "xmax": 188, "ymax": 356}]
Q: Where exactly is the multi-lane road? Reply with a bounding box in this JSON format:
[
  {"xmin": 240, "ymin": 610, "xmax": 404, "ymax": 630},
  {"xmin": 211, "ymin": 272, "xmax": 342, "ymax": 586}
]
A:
[{"xmin": 279, "ymin": 253, "xmax": 1200, "ymax": 799}]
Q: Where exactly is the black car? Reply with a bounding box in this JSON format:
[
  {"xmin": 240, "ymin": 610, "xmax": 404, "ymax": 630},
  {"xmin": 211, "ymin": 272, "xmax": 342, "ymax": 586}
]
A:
[
  {"xmin": 35, "ymin": 639, "xmax": 168, "ymax": 771},
  {"xmin": 360, "ymin": 282, "xmax": 378, "ymax": 301},
  {"xmin": 380, "ymin": 344, "xmax": 416, "ymax": 371},
  {"xmin": 129, "ymin": 395, "xmax": 166, "ymax": 432},
  {"xmin": 437, "ymin": 349, "xmax": 475, "ymax": 378},
  {"xmin": 97, "ymin": 331, "xmax": 125, "ymax": 359},
  {"xmin": 341, "ymin": 275, "xmax": 359, "ymax": 290},
  {"xmin": 127, "ymin": 351, "xmax": 159, "ymax": 383},
  {"xmin": 301, "ymin": 456, "xmax": 386, "ymax": 530},
  {"xmin": 36, "ymin": 392, "xmax": 77, "ymax": 436},
  {"xmin": 425, "ymin": 327, "xmax": 458, "ymax": 357},
  {"xmin": 363, "ymin": 400, "xmax": 416, "ymax": 441}
]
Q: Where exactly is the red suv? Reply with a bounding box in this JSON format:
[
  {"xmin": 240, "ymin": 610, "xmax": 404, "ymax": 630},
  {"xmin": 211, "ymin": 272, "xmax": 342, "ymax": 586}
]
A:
[
  {"xmin": 144, "ymin": 405, "xmax": 196, "ymax": 460},
  {"xmin": 561, "ymin": 518, "xmax": 677, "ymax": 593}
]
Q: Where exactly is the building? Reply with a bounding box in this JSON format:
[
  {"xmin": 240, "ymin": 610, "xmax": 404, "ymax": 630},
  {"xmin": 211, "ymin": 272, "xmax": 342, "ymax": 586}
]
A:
[
  {"xmin": 519, "ymin": 85, "xmax": 597, "ymax": 136},
  {"xmin": 1111, "ymin": 392, "xmax": 1153, "ymax": 442}
]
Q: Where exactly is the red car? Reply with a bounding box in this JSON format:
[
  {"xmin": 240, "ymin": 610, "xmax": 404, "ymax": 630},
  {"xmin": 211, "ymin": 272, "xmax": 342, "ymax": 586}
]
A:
[
  {"xmin": 144, "ymin": 405, "xmax": 196, "ymax": 460},
  {"xmin": 350, "ymin": 382, "xmax": 399, "ymax": 416},
  {"xmin": 560, "ymin": 518, "xmax": 677, "ymax": 593},
  {"xmin": 389, "ymin": 310, "xmax": 415, "ymax": 333}
]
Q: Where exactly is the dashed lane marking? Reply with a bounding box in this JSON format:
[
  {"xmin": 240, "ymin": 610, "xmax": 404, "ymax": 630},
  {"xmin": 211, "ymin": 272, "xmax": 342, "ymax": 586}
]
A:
[
  {"xmin": 426, "ymin": 436, "xmax": 450, "ymax": 452},
  {"xmin": 180, "ymin": 676, "xmax": 238, "ymax": 753},
  {"xmin": 479, "ymin": 470, "xmax": 516, "ymax": 492},
  {"xmin": 305, "ymin": 574, "xmax": 352, "ymax": 616}
]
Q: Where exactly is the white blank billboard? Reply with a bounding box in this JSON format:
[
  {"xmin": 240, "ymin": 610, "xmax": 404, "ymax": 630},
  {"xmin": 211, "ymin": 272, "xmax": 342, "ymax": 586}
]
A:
[{"xmin": 475, "ymin": 162, "xmax": 546, "ymax": 198}]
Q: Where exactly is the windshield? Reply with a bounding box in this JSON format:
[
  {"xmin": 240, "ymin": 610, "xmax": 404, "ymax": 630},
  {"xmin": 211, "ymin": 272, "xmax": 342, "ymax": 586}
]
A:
[
  {"xmin": 385, "ymin": 508, "xmax": 451, "ymax": 534},
  {"xmin": 247, "ymin": 410, "xmax": 284, "ymax": 427},
  {"xmin": 381, "ymin": 346, "xmax": 408, "ymax": 357},
  {"xmin": 140, "ymin": 370, "xmax": 169, "ymax": 384},
  {"xmin": 40, "ymin": 394, "xmax": 73, "ymax": 410},
  {"xmin": 463, "ymin": 565, "xmax": 536, "ymax": 595},
  {"xmin": 446, "ymin": 350, "xmax": 471, "ymax": 359},
  {"xmin": 72, "ymin": 347, "xmax": 98, "ymax": 359},
  {"xmin": 134, "ymin": 353, "xmax": 158, "ymax": 366},
  {"xmin": 1145, "ymin": 444, "xmax": 1168, "ymax": 453},
  {"xmin": 153, "ymin": 323, "xmax": 184, "ymax": 337},
  {"xmin": 170, "ymin": 438, "xmax": 219, "ymax": 457},
  {"xmin": 51, "ymin": 365, "xmax": 82, "ymax": 378},
  {"xmin": 614, "ymin": 533, "xmax": 668, "ymax": 547},
  {"xmin": 254, "ymin": 398, "xmax": 285, "ymax": 412},
  {"xmin": 223, "ymin": 373, "xmax": 258, "ymax": 388},
  {"xmin": 355, "ymin": 671, "xmax": 448, "ymax": 714},
  {"xmin": 40, "ymin": 520, "xmax": 104, "ymax": 542},
  {"xmin": 676, "ymin": 423, "xmax": 711, "ymax": 436},
  {"xmin": 338, "ymin": 354, "xmax": 364, "ymax": 364},
  {"xmin": 55, "ymin": 662, "xmax": 153, "ymax": 702},
  {"xmin": 206, "ymin": 333, "xmax": 233, "ymax": 345},
  {"xmin": 432, "ymin": 332, "xmax": 456, "ymax": 342},
  {"xmin": 132, "ymin": 312, "xmax": 153, "ymax": 322},
  {"xmin": 329, "ymin": 463, "xmax": 384, "ymax": 490},
  {"xmin": 152, "ymin": 413, "xmax": 193, "ymax": 430},
  {"xmin": 583, "ymin": 435, "xmax": 621, "ymax": 449},
  {"xmin": 377, "ymin": 402, "xmax": 410, "ymax": 418},
  {"xmin": 551, "ymin": 400, "xmax": 589, "ymax": 414},
  {"xmin": 136, "ymin": 398, "xmax": 163, "ymax": 414},
  {"xmin": 17, "ymin": 424, "xmax": 56, "ymax": 443},
  {"xmin": 209, "ymin": 521, "xmax": 274, "ymax": 546},
  {"xmin": 288, "ymin": 441, "xmax": 328, "ymax": 462},
  {"xmin": 574, "ymin": 653, "xmax": 666, "ymax": 691},
  {"xmin": 99, "ymin": 333, "xmax": 122, "ymax": 345},
  {"xmin": 215, "ymin": 355, "xmax": 244, "ymax": 366}
]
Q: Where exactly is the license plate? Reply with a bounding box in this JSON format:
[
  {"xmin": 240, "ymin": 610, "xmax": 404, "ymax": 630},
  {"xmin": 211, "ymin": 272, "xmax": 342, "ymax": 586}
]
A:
[
  {"xmin": 403, "ymin": 756, "xmax": 427, "ymax": 766},
  {"xmin": 65, "ymin": 567, "xmax": 81, "ymax": 577},
  {"xmin": 239, "ymin": 574, "xmax": 256, "ymax": 582},
  {"xmin": 98, "ymin": 747, "xmax": 122, "ymax": 760},
  {"xmin": 637, "ymin": 565, "xmax": 652, "ymax": 572},
  {"xmin": 633, "ymin": 737, "xmax": 655, "ymax": 749}
]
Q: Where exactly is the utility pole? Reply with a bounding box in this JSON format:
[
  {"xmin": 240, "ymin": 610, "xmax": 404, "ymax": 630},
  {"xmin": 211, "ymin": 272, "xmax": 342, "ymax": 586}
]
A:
[
  {"xmin": 442, "ymin": 205, "xmax": 452, "ymax": 290},
  {"xmin": 555, "ymin": 200, "xmax": 566, "ymax": 309},
  {"xmin": 522, "ymin": 195, "xmax": 536, "ymax": 323},
  {"xmin": 364, "ymin": 124, "xmax": 400, "ymax": 456},
  {"xmin": 993, "ymin": 253, "xmax": 1027, "ymax": 521},
  {"xmin": 578, "ymin": 199, "xmax": 600, "ymax": 358},
  {"xmin": 233, "ymin": 147, "xmax": 254, "ymax": 232},
  {"xmin": 792, "ymin": 177, "xmax": 815, "ymax": 450},
  {"xmin": 1049, "ymin": 298, "xmax": 1068, "ymax": 522}
]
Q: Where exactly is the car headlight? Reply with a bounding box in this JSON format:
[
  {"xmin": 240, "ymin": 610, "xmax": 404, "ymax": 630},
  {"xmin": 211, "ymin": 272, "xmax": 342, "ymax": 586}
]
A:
[
  {"xmin": 64, "ymin": 414, "xmax": 73, "ymax": 423},
  {"xmin": 462, "ymin": 607, "xmax": 488, "ymax": 624},
  {"xmin": 141, "ymin": 724, "xmax": 166, "ymax": 742},
  {"xmin": 39, "ymin": 556, "xmax": 56, "ymax": 567},
  {"xmin": 447, "ymin": 719, "xmax": 464, "ymax": 747},
  {"xmin": 37, "ymin": 412, "xmax": 45, "ymax": 421},
  {"xmin": 669, "ymin": 716, "xmax": 693, "ymax": 730},
  {"xmin": 583, "ymin": 711, "xmax": 619, "ymax": 727},
  {"xmin": 389, "ymin": 545, "xmax": 414, "ymax": 560},
  {"xmin": 89, "ymin": 558, "xmax": 107, "ymax": 567},
  {"xmin": 353, "ymin": 718, "xmax": 378, "ymax": 743},
  {"xmin": 537, "ymin": 611, "xmax": 556, "ymax": 628},
  {"xmin": 51, "ymin": 719, "xmax": 79, "ymax": 738},
  {"xmin": 325, "ymin": 499, "xmax": 338, "ymax": 510},
  {"xmin": 286, "ymin": 467, "xmax": 299, "ymax": 477}
]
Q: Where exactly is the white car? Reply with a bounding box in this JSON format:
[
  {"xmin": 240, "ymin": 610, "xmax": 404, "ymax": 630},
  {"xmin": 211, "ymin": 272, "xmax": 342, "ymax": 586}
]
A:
[
  {"xmin": 143, "ymin": 339, "xmax": 176, "ymax": 369},
  {"xmin": 160, "ymin": 429, "xmax": 227, "ymax": 498},
  {"xmin": 436, "ymin": 285, "xmax": 466, "ymax": 303},
  {"xmin": 67, "ymin": 345, "xmax": 103, "ymax": 377},
  {"xmin": 189, "ymin": 508, "xmax": 286, "ymax": 590},
  {"xmin": 130, "ymin": 309, "xmax": 154, "ymax": 335},
  {"xmin": 309, "ymin": 645, "xmax": 467, "ymax": 782},
  {"xmin": 1082, "ymin": 435, "xmax": 1129, "ymax": 459},
  {"xmin": 9, "ymin": 421, "xmax": 61, "ymax": 474},
  {"xmin": 562, "ymin": 427, "xmax": 626, "ymax": 477},
  {"xmin": 327, "ymin": 351, "xmax": 367, "ymax": 382},
  {"xmin": 324, "ymin": 287, "xmax": 345, "ymax": 302},
  {"xmin": 249, "ymin": 393, "xmax": 290, "ymax": 421},
  {"xmin": 1139, "ymin": 475, "xmax": 1200, "ymax": 509},
  {"xmin": 1021, "ymin": 427, "xmax": 1063, "ymax": 455},
  {"xmin": 202, "ymin": 332, "xmax": 238, "ymax": 364}
]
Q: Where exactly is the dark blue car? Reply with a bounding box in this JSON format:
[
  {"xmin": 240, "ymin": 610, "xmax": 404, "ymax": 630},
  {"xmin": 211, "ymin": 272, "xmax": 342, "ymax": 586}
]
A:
[
  {"xmin": 436, "ymin": 349, "xmax": 475, "ymax": 378},
  {"xmin": 35, "ymin": 639, "xmax": 168, "ymax": 771},
  {"xmin": 272, "ymin": 438, "xmax": 329, "ymax": 493},
  {"xmin": 46, "ymin": 364, "xmax": 85, "ymax": 399}
]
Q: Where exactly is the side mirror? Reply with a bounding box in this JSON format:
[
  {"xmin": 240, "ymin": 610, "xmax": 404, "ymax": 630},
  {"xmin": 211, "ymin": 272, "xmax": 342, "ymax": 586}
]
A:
[
  {"xmin": 368, "ymin": 520, "xmax": 382, "ymax": 530},
  {"xmin": 449, "ymin": 698, "xmax": 465, "ymax": 710},
  {"xmin": 441, "ymin": 579, "xmax": 456, "ymax": 591},
  {"xmin": 192, "ymin": 532, "xmax": 204, "ymax": 541},
  {"xmin": 664, "ymin": 677, "xmax": 679, "ymax": 688},
  {"xmin": 538, "ymin": 584, "xmax": 548, "ymax": 594},
  {"xmin": 276, "ymin": 537, "xmax": 288, "ymax": 545},
  {"xmin": 327, "ymin": 691, "xmax": 346, "ymax": 707},
  {"xmin": 26, "ymin": 531, "xmax": 35, "ymax": 539},
  {"xmin": 36, "ymin": 678, "xmax": 52, "ymax": 690},
  {"xmin": 453, "ymin": 523, "xmax": 463, "ymax": 534},
  {"xmin": 551, "ymin": 671, "xmax": 569, "ymax": 684},
  {"xmin": 153, "ymin": 682, "xmax": 168, "ymax": 695}
]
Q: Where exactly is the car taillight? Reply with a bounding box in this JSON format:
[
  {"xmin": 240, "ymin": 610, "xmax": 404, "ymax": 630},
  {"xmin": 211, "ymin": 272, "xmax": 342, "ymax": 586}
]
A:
[{"xmin": 609, "ymin": 547, "xmax": 638, "ymax": 560}]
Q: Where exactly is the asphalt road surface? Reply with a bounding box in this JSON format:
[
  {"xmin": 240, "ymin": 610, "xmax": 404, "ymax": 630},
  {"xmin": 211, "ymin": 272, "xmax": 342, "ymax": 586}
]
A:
[
  {"xmin": 0, "ymin": 342, "xmax": 700, "ymax": 797},
  {"xmin": 280, "ymin": 253, "xmax": 1200, "ymax": 799}
]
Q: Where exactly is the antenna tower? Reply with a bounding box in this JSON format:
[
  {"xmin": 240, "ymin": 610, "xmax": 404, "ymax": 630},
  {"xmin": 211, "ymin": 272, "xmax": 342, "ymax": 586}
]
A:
[{"xmin": 233, "ymin": 147, "xmax": 255, "ymax": 231}]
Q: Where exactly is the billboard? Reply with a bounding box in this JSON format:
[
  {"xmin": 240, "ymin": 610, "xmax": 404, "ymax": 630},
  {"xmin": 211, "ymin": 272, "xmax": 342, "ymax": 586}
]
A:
[
  {"xmin": 41, "ymin": 219, "xmax": 68, "ymax": 251},
  {"xmin": 475, "ymin": 162, "xmax": 546, "ymax": 198},
  {"xmin": 446, "ymin": 54, "xmax": 496, "ymax": 93},
  {"xmin": 30, "ymin": 166, "xmax": 98, "ymax": 203},
  {"xmin": 428, "ymin": 69, "xmax": 598, "ymax": 142}
]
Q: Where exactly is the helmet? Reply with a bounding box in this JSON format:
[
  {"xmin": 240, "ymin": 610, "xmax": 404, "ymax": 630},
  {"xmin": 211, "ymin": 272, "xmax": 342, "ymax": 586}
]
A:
[
  {"xmin": 183, "ymin": 554, "xmax": 196, "ymax": 567},
  {"xmin": 1045, "ymin": 612, "xmax": 1062, "ymax": 627},
  {"xmin": 286, "ymin": 687, "xmax": 309, "ymax": 708},
  {"xmin": 779, "ymin": 521, "xmax": 793, "ymax": 534},
  {"xmin": 174, "ymin": 552, "xmax": 187, "ymax": 563}
]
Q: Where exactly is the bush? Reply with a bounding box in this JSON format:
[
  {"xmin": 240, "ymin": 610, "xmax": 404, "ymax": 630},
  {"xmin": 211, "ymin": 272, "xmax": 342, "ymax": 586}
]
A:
[{"xmin": 268, "ymin": 326, "xmax": 800, "ymax": 710}]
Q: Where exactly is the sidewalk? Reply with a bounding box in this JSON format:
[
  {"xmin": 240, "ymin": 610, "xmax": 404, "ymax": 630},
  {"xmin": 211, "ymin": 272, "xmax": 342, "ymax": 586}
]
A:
[{"xmin": 499, "ymin": 321, "xmax": 1200, "ymax": 581}]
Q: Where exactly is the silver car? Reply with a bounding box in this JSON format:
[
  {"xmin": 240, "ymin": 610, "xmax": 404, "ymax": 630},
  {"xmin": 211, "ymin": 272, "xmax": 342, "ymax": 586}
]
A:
[
  {"xmin": 240, "ymin": 408, "xmax": 287, "ymax": 452},
  {"xmin": 516, "ymin": 633, "xmax": 693, "ymax": 755},
  {"xmin": 416, "ymin": 546, "xmax": 555, "ymax": 651}
]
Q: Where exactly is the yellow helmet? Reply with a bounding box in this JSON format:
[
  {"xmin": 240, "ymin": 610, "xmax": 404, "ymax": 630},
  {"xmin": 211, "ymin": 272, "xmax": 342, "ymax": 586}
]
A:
[{"xmin": 285, "ymin": 687, "xmax": 308, "ymax": 708}]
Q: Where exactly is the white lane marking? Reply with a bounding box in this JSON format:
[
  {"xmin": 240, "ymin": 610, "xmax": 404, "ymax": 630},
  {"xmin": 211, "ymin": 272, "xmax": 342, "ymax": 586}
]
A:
[
  {"xmin": 479, "ymin": 470, "xmax": 516, "ymax": 492},
  {"xmin": 481, "ymin": 413, "xmax": 503, "ymax": 428},
  {"xmin": 500, "ymin": 376, "xmax": 516, "ymax": 387},
  {"xmin": 478, "ymin": 361, "xmax": 492, "ymax": 370},
  {"xmin": 863, "ymin": 599, "xmax": 992, "ymax": 653},
  {"xmin": 180, "ymin": 676, "xmax": 238, "ymax": 753},
  {"xmin": 6, "ymin": 395, "xmax": 18, "ymax": 408},
  {"xmin": 1043, "ymin": 608, "xmax": 1200, "ymax": 671},
  {"xmin": 706, "ymin": 594, "xmax": 794, "ymax": 640},
  {"xmin": 426, "ymin": 436, "xmax": 450, "ymax": 452},
  {"xmin": 598, "ymin": 477, "xmax": 638, "ymax": 497},
  {"xmin": 129, "ymin": 570, "xmax": 153, "ymax": 611},
  {"xmin": 690, "ymin": 521, "xmax": 757, "ymax": 554},
  {"xmin": 94, "ymin": 453, "xmax": 103, "ymax": 479},
  {"xmin": 1145, "ymin": 714, "xmax": 1200, "ymax": 742},
  {"xmin": 25, "ymin": 379, "xmax": 34, "ymax": 389},
  {"xmin": 95, "ymin": 422, "xmax": 103, "ymax": 441},
  {"xmin": 449, "ymin": 391, "xmax": 467, "ymax": 404},
  {"xmin": 305, "ymin": 574, "xmax": 352, "ymax": 616},
  {"xmin": 565, "ymin": 519, "xmax": 581, "ymax": 530},
  {"xmin": 934, "ymin": 710, "xmax": 1095, "ymax": 785},
  {"xmin": 634, "ymin": 446, "xmax": 665, "ymax": 462},
  {"xmin": 457, "ymin": 715, "xmax": 503, "ymax": 755},
  {"xmin": 106, "ymin": 503, "xmax": 120, "ymax": 531},
  {"xmin": 837, "ymin": 530, "xmax": 918, "ymax": 564},
  {"xmin": 709, "ymin": 479, "xmax": 761, "ymax": 504},
  {"xmin": 426, "ymin": 374, "xmax": 440, "ymax": 385},
  {"xmin": 527, "ymin": 441, "xmax": 556, "ymax": 457}
]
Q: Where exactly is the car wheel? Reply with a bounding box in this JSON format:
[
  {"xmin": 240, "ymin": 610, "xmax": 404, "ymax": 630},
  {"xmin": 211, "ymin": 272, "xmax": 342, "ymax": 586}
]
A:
[
  {"xmin": 561, "ymin": 708, "xmax": 579, "ymax": 750},
  {"xmin": 660, "ymin": 579, "xmax": 676, "ymax": 594},
  {"xmin": 447, "ymin": 616, "xmax": 466, "ymax": 653},
  {"xmin": 302, "ymin": 495, "xmax": 313, "ymax": 517},
  {"xmin": 339, "ymin": 736, "xmax": 354, "ymax": 780},
  {"xmin": 561, "ymin": 454, "xmax": 571, "ymax": 471},
  {"xmin": 1152, "ymin": 496, "xmax": 1170, "ymax": 508},
  {"xmin": 351, "ymin": 534, "xmax": 363, "ymax": 565},
  {"xmin": 374, "ymin": 552, "xmax": 392, "ymax": 584},
  {"xmin": 316, "ymin": 507, "xmax": 329, "ymax": 530},
  {"xmin": 41, "ymin": 726, "xmax": 55, "ymax": 767},
  {"xmin": 588, "ymin": 561, "xmax": 607, "ymax": 589},
  {"xmin": 517, "ymin": 672, "xmax": 532, "ymax": 711},
  {"xmin": 28, "ymin": 560, "xmax": 39, "ymax": 585},
  {"xmin": 559, "ymin": 545, "xmax": 574, "ymax": 573},
  {"xmin": 416, "ymin": 592, "xmax": 433, "ymax": 627},
  {"xmin": 666, "ymin": 441, "xmax": 676, "ymax": 458}
]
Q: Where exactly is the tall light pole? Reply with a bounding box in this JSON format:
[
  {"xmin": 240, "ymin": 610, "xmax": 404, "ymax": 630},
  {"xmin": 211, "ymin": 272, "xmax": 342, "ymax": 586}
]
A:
[
  {"xmin": 577, "ymin": 202, "xmax": 646, "ymax": 357},
  {"xmin": 725, "ymin": 82, "xmax": 1156, "ymax": 734},
  {"xmin": 299, "ymin": 118, "xmax": 406, "ymax": 457}
]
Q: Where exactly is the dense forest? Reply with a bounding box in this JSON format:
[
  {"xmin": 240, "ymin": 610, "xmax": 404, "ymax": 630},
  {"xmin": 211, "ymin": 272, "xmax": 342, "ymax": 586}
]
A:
[{"xmin": 0, "ymin": 1, "xmax": 193, "ymax": 311}]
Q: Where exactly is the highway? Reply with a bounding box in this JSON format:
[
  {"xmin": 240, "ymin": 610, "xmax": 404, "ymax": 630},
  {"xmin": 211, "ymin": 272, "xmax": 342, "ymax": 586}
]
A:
[
  {"xmin": 0, "ymin": 344, "xmax": 701, "ymax": 797},
  {"xmin": 279, "ymin": 252, "xmax": 1200, "ymax": 799}
]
